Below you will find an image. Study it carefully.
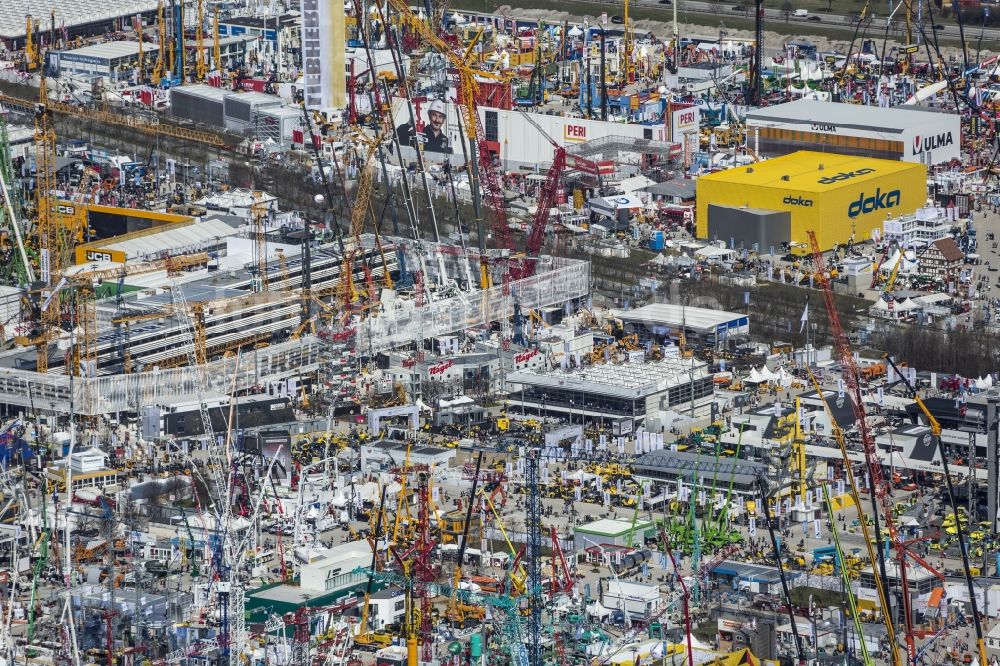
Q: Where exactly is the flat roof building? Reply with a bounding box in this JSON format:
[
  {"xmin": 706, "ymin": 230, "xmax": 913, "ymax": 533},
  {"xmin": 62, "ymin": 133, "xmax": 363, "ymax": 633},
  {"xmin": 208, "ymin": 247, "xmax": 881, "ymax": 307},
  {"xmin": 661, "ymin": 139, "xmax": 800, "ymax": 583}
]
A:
[
  {"xmin": 0, "ymin": 0, "xmax": 157, "ymax": 48},
  {"xmin": 50, "ymin": 41, "xmax": 143, "ymax": 82},
  {"xmin": 574, "ymin": 517, "xmax": 654, "ymax": 551},
  {"xmin": 507, "ymin": 357, "xmax": 715, "ymax": 427},
  {"xmin": 360, "ymin": 440, "xmax": 457, "ymax": 473},
  {"xmin": 614, "ymin": 303, "xmax": 749, "ymax": 348},
  {"xmin": 746, "ymin": 99, "xmax": 960, "ymax": 164},
  {"xmin": 632, "ymin": 449, "xmax": 767, "ymax": 498},
  {"xmin": 696, "ymin": 151, "xmax": 927, "ymax": 251}
]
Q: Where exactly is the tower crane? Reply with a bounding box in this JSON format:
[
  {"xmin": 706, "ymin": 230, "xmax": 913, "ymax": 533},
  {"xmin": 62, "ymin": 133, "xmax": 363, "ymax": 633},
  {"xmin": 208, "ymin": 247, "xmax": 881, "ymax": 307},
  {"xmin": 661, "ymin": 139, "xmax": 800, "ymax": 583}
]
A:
[
  {"xmin": 343, "ymin": 131, "xmax": 394, "ymax": 307},
  {"xmin": 195, "ymin": 0, "xmax": 207, "ymax": 81},
  {"xmin": 0, "ymin": 90, "xmax": 222, "ymax": 145},
  {"xmin": 136, "ymin": 16, "xmax": 145, "ymax": 81},
  {"xmin": 30, "ymin": 28, "xmax": 62, "ymax": 374},
  {"xmin": 213, "ymin": 10, "xmax": 222, "ymax": 75},
  {"xmin": 807, "ymin": 230, "xmax": 932, "ymax": 666},
  {"xmin": 152, "ymin": 1, "xmax": 166, "ymax": 86},
  {"xmin": 23, "ymin": 16, "xmax": 38, "ymax": 72}
]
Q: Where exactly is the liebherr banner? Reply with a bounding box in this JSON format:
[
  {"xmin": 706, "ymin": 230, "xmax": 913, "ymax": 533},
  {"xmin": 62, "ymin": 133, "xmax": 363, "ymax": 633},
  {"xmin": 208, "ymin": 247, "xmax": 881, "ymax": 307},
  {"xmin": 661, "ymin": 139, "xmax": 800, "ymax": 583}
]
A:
[{"xmin": 300, "ymin": 0, "xmax": 345, "ymax": 109}]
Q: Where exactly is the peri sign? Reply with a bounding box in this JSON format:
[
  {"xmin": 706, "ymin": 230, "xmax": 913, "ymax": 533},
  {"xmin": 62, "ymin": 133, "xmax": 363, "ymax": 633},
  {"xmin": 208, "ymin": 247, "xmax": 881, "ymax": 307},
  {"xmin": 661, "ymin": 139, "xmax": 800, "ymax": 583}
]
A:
[{"xmin": 670, "ymin": 105, "xmax": 700, "ymax": 142}]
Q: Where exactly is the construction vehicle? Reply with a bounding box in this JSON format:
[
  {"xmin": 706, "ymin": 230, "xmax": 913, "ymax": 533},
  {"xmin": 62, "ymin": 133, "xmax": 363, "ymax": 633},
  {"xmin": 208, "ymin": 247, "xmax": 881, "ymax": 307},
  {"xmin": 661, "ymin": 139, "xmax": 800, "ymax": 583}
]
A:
[{"xmin": 23, "ymin": 16, "xmax": 38, "ymax": 72}]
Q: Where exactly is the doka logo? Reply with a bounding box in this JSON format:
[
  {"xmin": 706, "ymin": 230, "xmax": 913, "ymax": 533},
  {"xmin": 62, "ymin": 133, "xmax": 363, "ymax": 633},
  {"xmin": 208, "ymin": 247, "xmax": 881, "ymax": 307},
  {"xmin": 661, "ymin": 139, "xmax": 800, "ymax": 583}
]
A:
[
  {"xmin": 913, "ymin": 132, "xmax": 954, "ymax": 154},
  {"xmin": 818, "ymin": 168, "xmax": 875, "ymax": 185},
  {"xmin": 783, "ymin": 195, "xmax": 813, "ymax": 207},
  {"xmin": 848, "ymin": 188, "xmax": 901, "ymax": 218}
]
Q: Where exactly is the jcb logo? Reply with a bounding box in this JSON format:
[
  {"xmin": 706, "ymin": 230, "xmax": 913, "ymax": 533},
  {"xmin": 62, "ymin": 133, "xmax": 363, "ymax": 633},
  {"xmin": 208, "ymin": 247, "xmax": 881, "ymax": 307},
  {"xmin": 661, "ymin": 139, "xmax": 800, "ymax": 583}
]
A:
[
  {"xmin": 56, "ymin": 204, "xmax": 76, "ymax": 215},
  {"xmin": 85, "ymin": 250, "xmax": 113, "ymax": 262}
]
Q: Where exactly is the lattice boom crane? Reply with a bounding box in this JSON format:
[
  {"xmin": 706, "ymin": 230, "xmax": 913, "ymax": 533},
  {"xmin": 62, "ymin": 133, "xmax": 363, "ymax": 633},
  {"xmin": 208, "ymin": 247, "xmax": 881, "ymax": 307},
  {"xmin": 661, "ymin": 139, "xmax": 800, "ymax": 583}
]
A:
[{"xmin": 806, "ymin": 230, "xmax": 907, "ymax": 666}]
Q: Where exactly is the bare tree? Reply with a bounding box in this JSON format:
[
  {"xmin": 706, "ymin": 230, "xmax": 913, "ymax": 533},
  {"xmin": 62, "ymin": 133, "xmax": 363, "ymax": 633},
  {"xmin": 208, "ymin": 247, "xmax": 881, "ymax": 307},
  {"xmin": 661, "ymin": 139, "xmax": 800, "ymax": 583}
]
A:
[{"xmin": 782, "ymin": 0, "xmax": 794, "ymax": 22}]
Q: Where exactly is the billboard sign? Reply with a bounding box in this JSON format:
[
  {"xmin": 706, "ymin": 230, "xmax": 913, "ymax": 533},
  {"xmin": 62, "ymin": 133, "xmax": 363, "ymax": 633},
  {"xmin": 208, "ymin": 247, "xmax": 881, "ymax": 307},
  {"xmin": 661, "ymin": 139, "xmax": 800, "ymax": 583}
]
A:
[{"xmin": 300, "ymin": 0, "xmax": 345, "ymax": 109}]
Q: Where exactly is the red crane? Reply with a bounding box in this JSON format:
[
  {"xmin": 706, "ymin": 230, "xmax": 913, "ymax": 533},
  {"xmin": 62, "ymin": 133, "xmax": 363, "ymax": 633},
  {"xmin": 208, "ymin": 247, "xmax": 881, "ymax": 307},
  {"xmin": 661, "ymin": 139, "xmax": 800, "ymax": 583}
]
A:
[
  {"xmin": 807, "ymin": 229, "xmax": 924, "ymax": 666},
  {"xmin": 514, "ymin": 113, "xmax": 567, "ymax": 280}
]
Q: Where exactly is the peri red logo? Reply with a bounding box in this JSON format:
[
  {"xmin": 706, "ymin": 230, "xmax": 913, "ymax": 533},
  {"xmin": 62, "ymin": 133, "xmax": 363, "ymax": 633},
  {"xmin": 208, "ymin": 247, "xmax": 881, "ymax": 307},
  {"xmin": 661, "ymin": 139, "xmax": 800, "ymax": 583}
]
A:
[{"xmin": 913, "ymin": 135, "xmax": 921, "ymax": 153}]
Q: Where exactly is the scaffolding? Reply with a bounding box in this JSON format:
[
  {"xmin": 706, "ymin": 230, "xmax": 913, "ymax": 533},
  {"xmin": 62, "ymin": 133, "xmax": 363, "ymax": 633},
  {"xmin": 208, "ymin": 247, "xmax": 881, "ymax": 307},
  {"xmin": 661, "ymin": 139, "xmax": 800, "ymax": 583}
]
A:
[
  {"xmin": 0, "ymin": 240, "xmax": 589, "ymax": 416},
  {"xmin": 567, "ymin": 134, "xmax": 676, "ymax": 162},
  {"xmin": 353, "ymin": 243, "xmax": 590, "ymax": 355},
  {"xmin": 0, "ymin": 337, "xmax": 323, "ymax": 416}
]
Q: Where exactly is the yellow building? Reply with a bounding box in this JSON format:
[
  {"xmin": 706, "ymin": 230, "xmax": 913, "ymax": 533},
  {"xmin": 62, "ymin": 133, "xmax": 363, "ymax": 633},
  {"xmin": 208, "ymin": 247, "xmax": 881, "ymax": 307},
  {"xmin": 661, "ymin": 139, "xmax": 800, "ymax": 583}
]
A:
[{"xmin": 696, "ymin": 151, "xmax": 927, "ymax": 251}]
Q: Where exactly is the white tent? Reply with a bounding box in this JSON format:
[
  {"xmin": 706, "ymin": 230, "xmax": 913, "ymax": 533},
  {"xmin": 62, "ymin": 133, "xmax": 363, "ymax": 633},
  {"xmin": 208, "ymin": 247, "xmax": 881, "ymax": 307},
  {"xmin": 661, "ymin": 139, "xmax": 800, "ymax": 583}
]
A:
[
  {"xmin": 586, "ymin": 601, "xmax": 613, "ymax": 620},
  {"xmin": 758, "ymin": 366, "xmax": 780, "ymax": 382},
  {"xmin": 802, "ymin": 90, "xmax": 832, "ymax": 101},
  {"xmin": 880, "ymin": 249, "xmax": 919, "ymax": 273}
]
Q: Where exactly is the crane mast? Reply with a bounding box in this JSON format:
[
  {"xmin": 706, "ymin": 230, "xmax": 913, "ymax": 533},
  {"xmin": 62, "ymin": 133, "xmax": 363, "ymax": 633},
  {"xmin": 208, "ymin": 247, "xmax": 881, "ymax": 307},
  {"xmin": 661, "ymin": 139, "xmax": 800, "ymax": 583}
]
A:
[
  {"xmin": 213, "ymin": 9, "xmax": 222, "ymax": 74},
  {"xmin": 153, "ymin": 1, "xmax": 166, "ymax": 85},
  {"xmin": 195, "ymin": 0, "xmax": 207, "ymax": 81},
  {"xmin": 806, "ymin": 230, "xmax": 909, "ymax": 665},
  {"xmin": 33, "ymin": 36, "xmax": 60, "ymax": 374}
]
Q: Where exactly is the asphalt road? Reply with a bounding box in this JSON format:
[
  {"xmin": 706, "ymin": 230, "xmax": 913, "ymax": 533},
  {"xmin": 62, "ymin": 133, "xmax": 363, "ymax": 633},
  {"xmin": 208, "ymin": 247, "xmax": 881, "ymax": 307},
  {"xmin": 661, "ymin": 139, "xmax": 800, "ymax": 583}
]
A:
[{"xmin": 555, "ymin": 0, "xmax": 1000, "ymax": 48}]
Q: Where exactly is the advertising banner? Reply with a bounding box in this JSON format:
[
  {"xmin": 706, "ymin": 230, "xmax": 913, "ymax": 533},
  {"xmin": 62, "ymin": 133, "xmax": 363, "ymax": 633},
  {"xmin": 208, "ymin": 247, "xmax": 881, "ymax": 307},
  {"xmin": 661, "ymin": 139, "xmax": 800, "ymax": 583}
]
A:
[{"xmin": 300, "ymin": 0, "xmax": 345, "ymax": 109}]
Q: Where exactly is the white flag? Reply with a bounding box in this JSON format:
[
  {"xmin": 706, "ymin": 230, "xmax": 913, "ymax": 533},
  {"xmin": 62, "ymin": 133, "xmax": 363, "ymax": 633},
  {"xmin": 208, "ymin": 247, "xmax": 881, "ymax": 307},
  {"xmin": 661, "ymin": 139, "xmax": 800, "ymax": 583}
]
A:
[{"xmin": 799, "ymin": 297, "xmax": 810, "ymax": 333}]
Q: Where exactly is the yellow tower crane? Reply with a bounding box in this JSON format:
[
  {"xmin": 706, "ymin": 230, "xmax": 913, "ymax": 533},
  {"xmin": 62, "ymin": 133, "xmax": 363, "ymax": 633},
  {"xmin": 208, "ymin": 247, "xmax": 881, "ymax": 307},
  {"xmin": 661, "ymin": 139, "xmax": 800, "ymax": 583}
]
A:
[
  {"xmin": 195, "ymin": 0, "xmax": 207, "ymax": 81},
  {"xmin": 152, "ymin": 1, "xmax": 166, "ymax": 86},
  {"xmin": 251, "ymin": 192, "xmax": 269, "ymax": 293},
  {"xmin": 24, "ymin": 16, "xmax": 38, "ymax": 72},
  {"xmin": 71, "ymin": 285, "xmax": 97, "ymax": 377},
  {"xmin": 213, "ymin": 9, "xmax": 222, "ymax": 75},
  {"xmin": 32, "ymin": 40, "xmax": 62, "ymax": 374},
  {"xmin": 136, "ymin": 17, "xmax": 145, "ymax": 80}
]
